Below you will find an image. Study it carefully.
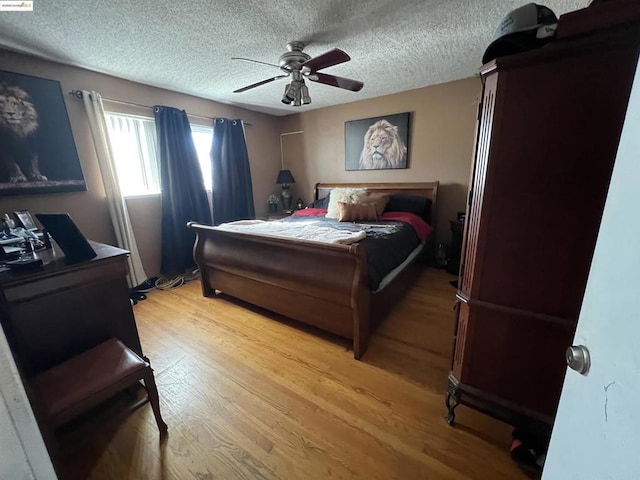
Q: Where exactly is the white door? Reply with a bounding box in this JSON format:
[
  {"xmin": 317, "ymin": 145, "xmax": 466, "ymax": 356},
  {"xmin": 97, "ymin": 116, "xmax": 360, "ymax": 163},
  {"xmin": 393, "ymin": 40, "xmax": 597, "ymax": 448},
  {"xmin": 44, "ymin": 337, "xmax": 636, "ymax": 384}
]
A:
[
  {"xmin": 0, "ymin": 325, "xmax": 57, "ymax": 479},
  {"xmin": 542, "ymin": 55, "xmax": 640, "ymax": 480}
]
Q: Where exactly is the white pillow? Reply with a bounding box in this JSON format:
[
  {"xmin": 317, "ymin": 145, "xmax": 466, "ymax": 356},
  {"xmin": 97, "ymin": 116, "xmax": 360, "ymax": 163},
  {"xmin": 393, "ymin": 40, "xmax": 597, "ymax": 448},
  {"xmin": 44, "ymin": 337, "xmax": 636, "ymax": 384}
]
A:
[{"xmin": 326, "ymin": 188, "xmax": 369, "ymax": 219}]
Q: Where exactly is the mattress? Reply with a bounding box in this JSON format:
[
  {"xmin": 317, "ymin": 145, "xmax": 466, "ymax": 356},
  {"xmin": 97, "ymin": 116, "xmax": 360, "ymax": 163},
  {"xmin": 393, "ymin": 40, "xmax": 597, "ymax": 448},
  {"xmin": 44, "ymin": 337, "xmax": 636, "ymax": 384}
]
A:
[{"xmin": 280, "ymin": 214, "xmax": 425, "ymax": 290}]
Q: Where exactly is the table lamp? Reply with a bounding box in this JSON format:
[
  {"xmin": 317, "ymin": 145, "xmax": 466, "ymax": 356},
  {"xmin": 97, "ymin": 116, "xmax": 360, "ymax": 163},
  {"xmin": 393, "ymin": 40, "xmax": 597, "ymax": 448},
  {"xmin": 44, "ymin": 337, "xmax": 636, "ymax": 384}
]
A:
[{"xmin": 276, "ymin": 169, "xmax": 295, "ymax": 212}]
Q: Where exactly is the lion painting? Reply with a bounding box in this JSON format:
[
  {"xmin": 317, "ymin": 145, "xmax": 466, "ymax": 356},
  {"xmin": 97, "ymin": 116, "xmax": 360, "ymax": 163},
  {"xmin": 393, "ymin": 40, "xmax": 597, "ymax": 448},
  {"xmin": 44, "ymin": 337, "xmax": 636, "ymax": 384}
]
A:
[
  {"xmin": 358, "ymin": 119, "xmax": 407, "ymax": 170},
  {"xmin": 0, "ymin": 83, "xmax": 47, "ymax": 183}
]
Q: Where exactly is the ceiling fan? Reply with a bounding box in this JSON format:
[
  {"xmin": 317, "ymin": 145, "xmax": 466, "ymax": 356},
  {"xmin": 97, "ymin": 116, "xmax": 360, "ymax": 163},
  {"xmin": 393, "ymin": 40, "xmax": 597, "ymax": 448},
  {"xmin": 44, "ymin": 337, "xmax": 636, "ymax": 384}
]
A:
[{"xmin": 232, "ymin": 41, "xmax": 364, "ymax": 106}]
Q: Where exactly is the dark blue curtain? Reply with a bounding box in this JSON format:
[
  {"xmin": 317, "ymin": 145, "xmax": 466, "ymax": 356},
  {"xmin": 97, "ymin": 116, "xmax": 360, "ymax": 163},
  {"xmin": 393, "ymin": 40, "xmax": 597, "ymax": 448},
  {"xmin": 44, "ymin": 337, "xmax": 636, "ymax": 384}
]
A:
[
  {"xmin": 154, "ymin": 105, "xmax": 211, "ymax": 276},
  {"xmin": 211, "ymin": 118, "xmax": 255, "ymax": 225}
]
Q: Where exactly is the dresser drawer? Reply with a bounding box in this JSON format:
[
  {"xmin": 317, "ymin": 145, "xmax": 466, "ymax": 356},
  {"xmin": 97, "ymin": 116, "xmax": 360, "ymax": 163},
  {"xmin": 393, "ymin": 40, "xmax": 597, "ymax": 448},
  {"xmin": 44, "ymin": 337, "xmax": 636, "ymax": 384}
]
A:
[{"xmin": 3, "ymin": 259, "xmax": 127, "ymax": 304}]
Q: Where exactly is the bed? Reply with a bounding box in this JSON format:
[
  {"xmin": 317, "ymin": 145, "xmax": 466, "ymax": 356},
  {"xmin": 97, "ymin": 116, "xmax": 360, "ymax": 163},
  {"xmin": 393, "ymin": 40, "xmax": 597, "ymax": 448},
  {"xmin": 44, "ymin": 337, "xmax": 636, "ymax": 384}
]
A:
[{"xmin": 188, "ymin": 182, "xmax": 439, "ymax": 359}]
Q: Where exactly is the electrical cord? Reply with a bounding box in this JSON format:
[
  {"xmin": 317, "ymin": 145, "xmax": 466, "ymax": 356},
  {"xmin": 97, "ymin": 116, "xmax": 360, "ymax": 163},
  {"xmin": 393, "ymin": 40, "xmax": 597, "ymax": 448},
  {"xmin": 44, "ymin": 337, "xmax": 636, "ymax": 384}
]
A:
[
  {"xmin": 184, "ymin": 268, "xmax": 200, "ymax": 282},
  {"xmin": 154, "ymin": 268, "xmax": 200, "ymax": 291},
  {"xmin": 154, "ymin": 275, "xmax": 184, "ymax": 290}
]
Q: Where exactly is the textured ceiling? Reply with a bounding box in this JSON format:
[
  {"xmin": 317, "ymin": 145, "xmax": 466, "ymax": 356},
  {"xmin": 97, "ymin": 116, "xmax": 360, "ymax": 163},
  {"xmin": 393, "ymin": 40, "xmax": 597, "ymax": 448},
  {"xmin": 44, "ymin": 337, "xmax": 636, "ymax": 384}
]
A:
[{"xmin": 0, "ymin": 0, "xmax": 585, "ymax": 116}]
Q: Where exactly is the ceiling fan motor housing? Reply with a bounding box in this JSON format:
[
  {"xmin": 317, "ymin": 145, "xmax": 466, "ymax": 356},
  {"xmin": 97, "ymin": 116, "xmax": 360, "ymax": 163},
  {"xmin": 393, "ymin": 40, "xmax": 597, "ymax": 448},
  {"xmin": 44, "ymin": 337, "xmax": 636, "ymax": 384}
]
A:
[{"xmin": 279, "ymin": 41, "xmax": 311, "ymax": 70}]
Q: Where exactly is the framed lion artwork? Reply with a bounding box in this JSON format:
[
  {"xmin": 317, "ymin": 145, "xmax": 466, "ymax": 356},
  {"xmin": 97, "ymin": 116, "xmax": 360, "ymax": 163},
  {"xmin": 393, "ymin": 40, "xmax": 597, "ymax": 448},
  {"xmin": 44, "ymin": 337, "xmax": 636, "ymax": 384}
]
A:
[
  {"xmin": 0, "ymin": 70, "xmax": 85, "ymax": 195},
  {"xmin": 344, "ymin": 112, "xmax": 410, "ymax": 171}
]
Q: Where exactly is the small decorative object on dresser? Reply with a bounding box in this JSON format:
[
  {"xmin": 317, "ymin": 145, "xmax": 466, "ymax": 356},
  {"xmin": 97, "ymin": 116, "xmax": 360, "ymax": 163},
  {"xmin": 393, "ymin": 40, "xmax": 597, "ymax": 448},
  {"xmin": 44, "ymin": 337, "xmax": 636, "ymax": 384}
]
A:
[
  {"xmin": 2, "ymin": 213, "xmax": 15, "ymax": 229},
  {"xmin": 267, "ymin": 194, "xmax": 279, "ymax": 213},
  {"xmin": 13, "ymin": 210, "xmax": 37, "ymax": 231}
]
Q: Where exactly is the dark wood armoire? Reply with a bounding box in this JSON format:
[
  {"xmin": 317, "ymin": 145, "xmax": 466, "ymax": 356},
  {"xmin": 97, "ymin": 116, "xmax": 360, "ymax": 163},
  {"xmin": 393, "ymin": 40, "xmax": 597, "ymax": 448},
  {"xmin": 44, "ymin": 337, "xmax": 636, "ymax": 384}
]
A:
[{"xmin": 447, "ymin": 1, "xmax": 640, "ymax": 434}]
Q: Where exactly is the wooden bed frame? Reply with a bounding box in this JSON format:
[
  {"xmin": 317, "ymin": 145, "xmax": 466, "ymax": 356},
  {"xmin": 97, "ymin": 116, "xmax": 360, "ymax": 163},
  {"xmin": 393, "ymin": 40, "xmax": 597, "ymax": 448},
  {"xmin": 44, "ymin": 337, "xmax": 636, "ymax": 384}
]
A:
[{"xmin": 188, "ymin": 182, "xmax": 439, "ymax": 359}]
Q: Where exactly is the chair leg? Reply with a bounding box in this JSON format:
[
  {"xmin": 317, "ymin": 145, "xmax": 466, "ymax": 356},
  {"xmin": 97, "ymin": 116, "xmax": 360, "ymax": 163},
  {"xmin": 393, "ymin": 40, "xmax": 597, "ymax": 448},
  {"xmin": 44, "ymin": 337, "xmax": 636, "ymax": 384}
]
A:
[{"xmin": 141, "ymin": 363, "xmax": 168, "ymax": 436}]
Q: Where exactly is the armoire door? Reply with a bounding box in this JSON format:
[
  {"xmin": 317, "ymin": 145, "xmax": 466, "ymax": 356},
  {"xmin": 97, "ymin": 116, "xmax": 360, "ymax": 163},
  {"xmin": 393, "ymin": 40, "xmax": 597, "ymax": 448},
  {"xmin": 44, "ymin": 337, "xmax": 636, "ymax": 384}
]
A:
[{"xmin": 459, "ymin": 71, "xmax": 498, "ymax": 297}]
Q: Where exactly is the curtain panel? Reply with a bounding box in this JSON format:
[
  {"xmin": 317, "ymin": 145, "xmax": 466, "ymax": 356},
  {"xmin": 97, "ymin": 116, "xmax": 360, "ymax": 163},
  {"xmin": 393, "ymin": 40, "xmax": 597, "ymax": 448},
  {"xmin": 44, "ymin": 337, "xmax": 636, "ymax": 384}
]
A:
[
  {"xmin": 154, "ymin": 106, "xmax": 211, "ymax": 276},
  {"xmin": 82, "ymin": 90, "xmax": 148, "ymax": 287},
  {"xmin": 211, "ymin": 118, "xmax": 255, "ymax": 225}
]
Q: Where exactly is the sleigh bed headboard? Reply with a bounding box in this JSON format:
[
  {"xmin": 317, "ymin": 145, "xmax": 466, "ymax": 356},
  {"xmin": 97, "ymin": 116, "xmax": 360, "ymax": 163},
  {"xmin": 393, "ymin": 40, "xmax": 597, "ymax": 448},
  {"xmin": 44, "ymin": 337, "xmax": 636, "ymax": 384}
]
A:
[
  {"xmin": 314, "ymin": 181, "xmax": 439, "ymax": 224},
  {"xmin": 314, "ymin": 181, "xmax": 439, "ymax": 264}
]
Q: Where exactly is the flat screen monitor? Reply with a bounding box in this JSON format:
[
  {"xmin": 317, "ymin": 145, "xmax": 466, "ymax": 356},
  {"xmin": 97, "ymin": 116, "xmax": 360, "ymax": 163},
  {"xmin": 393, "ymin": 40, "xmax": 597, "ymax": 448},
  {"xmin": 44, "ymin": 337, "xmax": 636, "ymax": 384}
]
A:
[{"xmin": 35, "ymin": 213, "xmax": 97, "ymax": 264}]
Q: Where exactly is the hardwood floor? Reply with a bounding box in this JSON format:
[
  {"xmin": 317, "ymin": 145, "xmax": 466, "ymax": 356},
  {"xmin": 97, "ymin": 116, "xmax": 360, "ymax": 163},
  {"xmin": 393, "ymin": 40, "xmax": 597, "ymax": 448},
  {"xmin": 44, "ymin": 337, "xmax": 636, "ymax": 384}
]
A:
[{"xmin": 59, "ymin": 268, "xmax": 529, "ymax": 480}]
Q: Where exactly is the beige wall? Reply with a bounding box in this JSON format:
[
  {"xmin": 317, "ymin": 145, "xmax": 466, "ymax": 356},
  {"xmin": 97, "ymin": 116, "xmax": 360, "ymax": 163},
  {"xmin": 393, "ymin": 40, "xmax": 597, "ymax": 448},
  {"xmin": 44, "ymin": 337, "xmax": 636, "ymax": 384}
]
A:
[
  {"xmin": 0, "ymin": 49, "xmax": 283, "ymax": 277},
  {"xmin": 0, "ymin": 48, "xmax": 480, "ymax": 274},
  {"xmin": 280, "ymin": 77, "xmax": 481, "ymax": 244}
]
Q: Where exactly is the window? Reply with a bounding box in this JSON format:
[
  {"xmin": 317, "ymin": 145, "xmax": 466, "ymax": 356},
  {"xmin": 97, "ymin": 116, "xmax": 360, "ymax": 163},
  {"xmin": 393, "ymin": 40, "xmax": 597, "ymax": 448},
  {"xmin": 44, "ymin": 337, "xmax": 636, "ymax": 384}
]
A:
[
  {"xmin": 105, "ymin": 113, "xmax": 213, "ymax": 197},
  {"xmin": 105, "ymin": 114, "xmax": 159, "ymax": 196},
  {"xmin": 191, "ymin": 125, "xmax": 213, "ymax": 191}
]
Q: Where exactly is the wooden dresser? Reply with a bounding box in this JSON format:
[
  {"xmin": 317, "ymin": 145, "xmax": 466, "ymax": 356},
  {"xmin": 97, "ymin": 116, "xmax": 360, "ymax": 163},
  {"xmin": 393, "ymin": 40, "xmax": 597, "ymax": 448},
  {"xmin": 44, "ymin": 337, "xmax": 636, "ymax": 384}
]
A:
[
  {"xmin": 447, "ymin": 2, "xmax": 640, "ymax": 433},
  {"xmin": 0, "ymin": 241, "xmax": 142, "ymax": 377}
]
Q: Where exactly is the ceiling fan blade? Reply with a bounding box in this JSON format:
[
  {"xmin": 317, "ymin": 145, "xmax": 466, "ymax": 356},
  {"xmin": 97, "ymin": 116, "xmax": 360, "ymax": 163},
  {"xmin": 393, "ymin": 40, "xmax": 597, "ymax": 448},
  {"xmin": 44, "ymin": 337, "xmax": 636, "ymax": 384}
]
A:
[
  {"xmin": 309, "ymin": 72, "xmax": 364, "ymax": 92},
  {"xmin": 301, "ymin": 48, "xmax": 350, "ymax": 72},
  {"xmin": 232, "ymin": 57, "xmax": 281, "ymax": 69},
  {"xmin": 233, "ymin": 75, "xmax": 288, "ymax": 93}
]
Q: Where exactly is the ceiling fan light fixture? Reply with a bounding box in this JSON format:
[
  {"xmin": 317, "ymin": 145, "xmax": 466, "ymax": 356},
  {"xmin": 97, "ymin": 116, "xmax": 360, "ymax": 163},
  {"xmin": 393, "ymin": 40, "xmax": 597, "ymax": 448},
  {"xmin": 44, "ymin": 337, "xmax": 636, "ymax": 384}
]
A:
[
  {"xmin": 282, "ymin": 83, "xmax": 294, "ymax": 104},
  {"xmin": 283, "ymin": 80, "xmax": 304, "ymax": 106},
  {"xmin": 301, "ymin": 83, "xmax": 311, "ymax": 105}
]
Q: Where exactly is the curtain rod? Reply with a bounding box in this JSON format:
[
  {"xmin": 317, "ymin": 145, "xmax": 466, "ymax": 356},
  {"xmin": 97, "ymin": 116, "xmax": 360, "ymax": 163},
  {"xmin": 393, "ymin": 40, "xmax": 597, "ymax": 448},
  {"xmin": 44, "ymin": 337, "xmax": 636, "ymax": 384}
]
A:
[{"xmin": 67, "ymin": 90, "xmax": 253, "ymax": 126}]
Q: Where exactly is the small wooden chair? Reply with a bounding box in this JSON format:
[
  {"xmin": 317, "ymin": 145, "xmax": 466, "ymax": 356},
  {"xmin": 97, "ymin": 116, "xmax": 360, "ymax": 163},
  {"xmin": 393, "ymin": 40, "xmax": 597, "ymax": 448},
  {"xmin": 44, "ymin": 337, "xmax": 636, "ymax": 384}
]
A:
[{"xmin": 29, "ymin": 338, "xmax": 168, "ymax": 436}]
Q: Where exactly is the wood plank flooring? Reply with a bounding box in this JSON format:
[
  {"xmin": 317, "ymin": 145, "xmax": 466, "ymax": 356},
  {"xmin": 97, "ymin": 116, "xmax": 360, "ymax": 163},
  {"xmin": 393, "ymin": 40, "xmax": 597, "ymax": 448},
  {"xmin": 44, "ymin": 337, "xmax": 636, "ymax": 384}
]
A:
[{"xmin": 59, "ymin": 268, "xmax": 528, "ymax": 480}]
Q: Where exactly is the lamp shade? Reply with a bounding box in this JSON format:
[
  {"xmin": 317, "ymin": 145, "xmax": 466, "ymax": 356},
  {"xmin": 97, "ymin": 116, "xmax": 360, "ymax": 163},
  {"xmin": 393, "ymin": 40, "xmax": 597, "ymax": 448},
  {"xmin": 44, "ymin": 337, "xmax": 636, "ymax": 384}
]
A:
[{"xmin": 276, "ymin": 169, "xmax": 295, "ymax": 185}]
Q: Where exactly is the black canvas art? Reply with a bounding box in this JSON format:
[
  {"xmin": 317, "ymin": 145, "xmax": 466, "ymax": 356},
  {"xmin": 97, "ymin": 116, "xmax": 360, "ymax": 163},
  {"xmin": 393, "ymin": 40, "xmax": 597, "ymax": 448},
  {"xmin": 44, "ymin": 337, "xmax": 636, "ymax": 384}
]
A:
[
  {"xmin": 0, "ymin": 70, "xmax": 85, "ymax": 195},
  {"xmin": 345, "ymin": 112, "xmax": 410, "ymax": 171}
]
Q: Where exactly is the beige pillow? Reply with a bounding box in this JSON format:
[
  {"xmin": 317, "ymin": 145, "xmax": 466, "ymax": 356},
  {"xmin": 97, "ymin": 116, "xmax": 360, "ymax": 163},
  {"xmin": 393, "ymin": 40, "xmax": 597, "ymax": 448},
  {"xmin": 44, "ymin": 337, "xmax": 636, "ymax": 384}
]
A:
[
  {"xmin": 338, "ymin": 202, "xmax": 378, "ymax": 222},
  {"xmin": 326, "ymin": 187, "xmax": 369, "ymax": 219},
  {"xmin": 367, "ymin": 193, "xmax": 389, "ymax": 216}
]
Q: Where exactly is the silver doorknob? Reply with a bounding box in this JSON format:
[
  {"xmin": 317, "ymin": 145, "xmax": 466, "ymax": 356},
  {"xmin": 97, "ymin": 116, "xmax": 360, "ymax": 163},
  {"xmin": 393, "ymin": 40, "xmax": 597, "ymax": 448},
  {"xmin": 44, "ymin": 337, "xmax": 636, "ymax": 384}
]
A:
[{"xmin": 566, "ymin": 345, "xmax": 590, "ymax": 375}]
